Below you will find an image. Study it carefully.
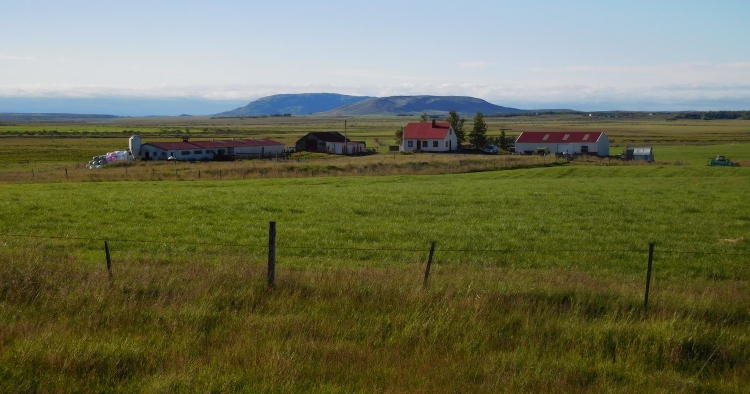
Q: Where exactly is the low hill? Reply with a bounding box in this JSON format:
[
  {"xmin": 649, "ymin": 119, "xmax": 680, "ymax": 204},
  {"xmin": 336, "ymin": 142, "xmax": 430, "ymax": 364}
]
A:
[
  {"xmin": 215, "ymin": 93, "xmax": 373, "ymax": 116},
  {"xmin": 0, "ymin": 113, "xmax": 119, "ymax": 121},
  {"xmin": 319, "ymin": 95, "xmax": 523, "ymax": 116}
]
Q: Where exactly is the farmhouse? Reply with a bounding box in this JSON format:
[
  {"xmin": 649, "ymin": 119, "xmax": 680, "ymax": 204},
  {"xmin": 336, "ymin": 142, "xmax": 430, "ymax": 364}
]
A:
[
  {"xmin": 400, "ymin": 120, "xmax": 458, "ymax": 152},
  {"xmin": 131, "ymin": 136, "xmax": 286, "ymax": 161},
  {"xmin": 295, "ymin": 132, "xmax": 366, "ymax": 155},
  {"xmin": 514, "ymin": 131, "xmax": 610, "ymax": 156}
]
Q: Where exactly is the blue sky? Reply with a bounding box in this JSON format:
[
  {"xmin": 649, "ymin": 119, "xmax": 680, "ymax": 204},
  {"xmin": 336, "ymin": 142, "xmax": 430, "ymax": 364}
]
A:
[{"xmin": 1, "ymin": 0, "xmax": 749, "ymax": 114}]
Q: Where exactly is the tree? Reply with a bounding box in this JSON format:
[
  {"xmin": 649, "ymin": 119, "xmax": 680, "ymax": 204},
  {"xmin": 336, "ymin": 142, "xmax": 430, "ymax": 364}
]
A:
[
  {"xmin": 499, "ymin": 130, "xmax": 509, "ymax": 151},
  {"xmin": 469, "ymin": 112, "xmax": 488, "ymax": 149},
  {"xmin": 445, "ymin": 110, "xmax": 466, "ymax": 148},
  {"xmin": 395, "ymin": 126, "xmax": 404, "ymax": 141},
  {"xmin": 420, "ymin": 113, "xmax": 429, "ymax": 122}
]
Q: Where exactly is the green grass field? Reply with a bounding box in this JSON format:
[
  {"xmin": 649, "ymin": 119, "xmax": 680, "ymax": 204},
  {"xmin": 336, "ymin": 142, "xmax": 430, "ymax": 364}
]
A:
[{"xmin": 2, "ymin": 163, "xmax": 750, "ymax": 392}]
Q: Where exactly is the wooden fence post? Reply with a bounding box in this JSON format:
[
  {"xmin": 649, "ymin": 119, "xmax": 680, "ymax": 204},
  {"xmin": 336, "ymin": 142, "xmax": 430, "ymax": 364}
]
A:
[
  {"xmin": 105, "ymin": 241, "xmax": 113, "ymax": 283},
  {"xmin": 219, "ymin": 170, "xmax": 222, "ymax": 179},
  {"xmin": 423, "ymin": 242, "xmax": 436, "ymax": 288},
  {"xmin": 268, "ymin": 221, "xmax": 276, "ymax": 287},
  {"xmin": 644, "ymin": 242, "xmax": 655, "ymax": 310},
  {"xmin": 198, "ymin": 170, "xmax": 200, "ymax": 179},
  {"xmin": 65, "ymin": 168, "xmax": 68, "ymax": 179}
]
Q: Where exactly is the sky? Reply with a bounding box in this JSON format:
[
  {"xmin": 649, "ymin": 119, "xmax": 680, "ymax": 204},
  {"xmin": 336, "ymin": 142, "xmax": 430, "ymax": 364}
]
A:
[{"xmin": 1, "ymin": 0, "xmax": 749, "ymax": 114}]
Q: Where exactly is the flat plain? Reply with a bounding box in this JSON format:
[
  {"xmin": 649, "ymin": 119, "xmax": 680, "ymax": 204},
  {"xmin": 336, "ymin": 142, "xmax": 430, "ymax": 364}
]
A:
[{"xmin": 1, "ymin": 114, "xmax": 749, "ymax": 392}]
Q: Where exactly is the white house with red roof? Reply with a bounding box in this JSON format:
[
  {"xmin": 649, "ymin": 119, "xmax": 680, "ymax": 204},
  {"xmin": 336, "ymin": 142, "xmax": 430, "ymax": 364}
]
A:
[
  {"xmin": 514, "ymin": 131, "xmax": 609, "ymax": 156},
  {"xmin": 135, "ymin": 137, "xmax": 286, "ymax": 161},
  {"xmin": 400, "ymin": 120, "xmax": 458, "ymax": 152}
]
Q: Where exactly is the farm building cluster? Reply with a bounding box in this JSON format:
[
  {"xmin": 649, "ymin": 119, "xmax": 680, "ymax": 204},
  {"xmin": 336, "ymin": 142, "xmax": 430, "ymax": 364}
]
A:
[{"xmin": 86, "ymin": 125, "xmax": 653, "ymax": 169}]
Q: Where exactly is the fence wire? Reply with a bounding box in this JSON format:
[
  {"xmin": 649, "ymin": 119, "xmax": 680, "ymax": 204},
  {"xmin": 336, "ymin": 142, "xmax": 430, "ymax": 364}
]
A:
[{"xmin": 2, "ymin": 233, "xmax": 749, "ymax": 256}]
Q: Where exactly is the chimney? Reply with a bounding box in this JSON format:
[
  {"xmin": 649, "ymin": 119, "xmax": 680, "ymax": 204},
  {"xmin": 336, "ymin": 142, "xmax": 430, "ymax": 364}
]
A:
[
  {"xmin": 432, "ymin": 119, "xmax": 436, "ymax": 127},
  {"xmin": 182, "ymin": 137, "xmax": 189, "ymax": 142}
]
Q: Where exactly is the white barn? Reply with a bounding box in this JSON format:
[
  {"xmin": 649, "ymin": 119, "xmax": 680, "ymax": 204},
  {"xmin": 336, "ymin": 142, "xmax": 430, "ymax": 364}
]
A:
[
  {"xmin": 514, "ymin": 131, "xmax": 609, "ymax": 156},
  {"xmin": 400, "ymin": 120, "xmax": 458, "ymax": 152}
]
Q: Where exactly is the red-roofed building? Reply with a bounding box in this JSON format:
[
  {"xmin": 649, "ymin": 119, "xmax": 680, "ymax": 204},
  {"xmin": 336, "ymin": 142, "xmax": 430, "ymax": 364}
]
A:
[
  {"xmin": 136, "ymin": 137, "xmax": 285, "ymax": 161},
  {"xmin": 400, "ymin": 120, "xmax": 458, "ymax": 152},
  {"xmin": 514, "ymin": 131, "xmax": 609, "ymax": 156}
]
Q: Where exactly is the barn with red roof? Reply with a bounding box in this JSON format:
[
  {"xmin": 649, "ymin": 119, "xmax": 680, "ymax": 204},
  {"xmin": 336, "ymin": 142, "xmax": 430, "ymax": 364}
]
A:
[
  {"xmin": 400, "ymin": 120, "xmax": 458, "ymax": 152},
  {"xmin": 135, "ymin": 137, "xmax": 286, "ymax": 161},
  {"xmin": 514, "ymin": 131, "xmax": 609, "ymax": 156}
]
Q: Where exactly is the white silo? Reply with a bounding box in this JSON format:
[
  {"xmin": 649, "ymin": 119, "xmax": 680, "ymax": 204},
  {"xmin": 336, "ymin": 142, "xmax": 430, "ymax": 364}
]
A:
[{"xmin": 129, "ymin": 135, "xmax": 141, "ymax": 158}]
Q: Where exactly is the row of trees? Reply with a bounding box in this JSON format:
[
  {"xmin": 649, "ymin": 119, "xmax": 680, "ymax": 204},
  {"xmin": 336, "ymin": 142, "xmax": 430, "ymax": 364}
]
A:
[{"xmin": 397, "ymin": 111, "xmax": 512, "ymax": 150}]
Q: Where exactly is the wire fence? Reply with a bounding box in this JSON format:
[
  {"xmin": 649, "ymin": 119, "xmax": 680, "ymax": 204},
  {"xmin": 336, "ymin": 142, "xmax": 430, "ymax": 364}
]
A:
[
  {"xmin": 2, "ymin": 225, "xmax": 749, "ymax": 316},
  {"xmin": 4, "ymin": 231, "xmax": 750, "ymax": 256}
]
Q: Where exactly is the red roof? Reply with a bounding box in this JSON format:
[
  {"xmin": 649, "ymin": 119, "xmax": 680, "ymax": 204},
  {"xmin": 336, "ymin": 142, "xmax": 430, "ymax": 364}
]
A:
[
  {"xmin": 515, "ymin": 131, "xmax": 604, "ymax": 143},
  {"xmin": 147, "ymin": 142, "xmax": 200, "ymax": 150},
  {"xmin": 145, "ymin": 138, "xmax": 284, "ymax": 151},
  {"xmin": 403, "ymin": 122, "xmax": 452, "ymax": 139}
]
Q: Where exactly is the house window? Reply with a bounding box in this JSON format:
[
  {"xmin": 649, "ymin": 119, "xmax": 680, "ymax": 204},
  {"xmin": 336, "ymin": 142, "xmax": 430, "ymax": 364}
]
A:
[
  {"xmin": 181, "ymin": 151, "xmax": 190, "ymax": 155},
  {"xmin": 445, "ymin": 141, "xmax": 449, "ymax": 147},
  {"xmin": 194, "ymin": 150, "xmax": 202, "ymax": 154},
  {"xmin": 218, "ymin": 149, "xmax": 225, "ymax": 154},
  {"xmin": 433, "ymin": 141, "xmax": 438, "ymax": 147},
  {"xmin": 581, "ymin": 146, "xmax": 589, "ymax": 153},
  {"xmin": 206, "ymin": 150, "xmax": 214, "ymax": 154},
  {"xmin": 563, "ymin": 134, "xmax": 570, "ymax": 141},
  {"xmin": 407, "ymin": 141, "xmax": 414, "ymax": 147},
  {"xmin": 423, "ymin": 141, "xmax": 428, "ymax": 146},
  {"xmin": 161, "ymin": 152, "xmax": 166, "ymax": 157}
]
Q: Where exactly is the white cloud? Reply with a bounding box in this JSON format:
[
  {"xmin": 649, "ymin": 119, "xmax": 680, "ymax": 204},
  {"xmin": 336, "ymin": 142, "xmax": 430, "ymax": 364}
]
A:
[
  {"xmin": 1, "ymin": 60, "xmax": 749, "ymax": 111},
  {"xmin": 0, "ymin": 53, "xmax": 34, "ymax": 61}
]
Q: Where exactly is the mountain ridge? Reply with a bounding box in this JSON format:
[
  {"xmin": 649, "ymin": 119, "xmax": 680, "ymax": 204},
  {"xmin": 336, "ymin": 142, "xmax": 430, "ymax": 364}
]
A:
[
  {"xmin": 215, "ymin": 93, "xmax": 373, "ymax": 116},
  {"xmin": 319, "ymin": 95, "xmax": 523, "ymax": 116}
]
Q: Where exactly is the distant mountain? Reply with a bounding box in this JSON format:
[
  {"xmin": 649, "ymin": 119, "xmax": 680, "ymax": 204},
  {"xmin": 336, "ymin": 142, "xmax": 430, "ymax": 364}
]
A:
[
  {"xmin": 215, "ymin": 93, "xmax": 373, "ymax": 116},
  {"xmin": 319, "ymin": 96, "xmax": 523, "ymax": 116}
]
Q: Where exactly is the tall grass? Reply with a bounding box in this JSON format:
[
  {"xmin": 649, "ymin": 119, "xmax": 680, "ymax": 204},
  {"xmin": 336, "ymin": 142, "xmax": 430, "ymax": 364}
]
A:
[{"xmin": 1, "ymin": 247, "xmax": 748, "ymax": 392}]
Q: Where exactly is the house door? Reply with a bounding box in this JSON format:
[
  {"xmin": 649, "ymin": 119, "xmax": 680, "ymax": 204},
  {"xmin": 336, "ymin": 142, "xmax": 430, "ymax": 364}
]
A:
[
  {"xmin": 144, "ymin": 151, "xmax": 150, "ymax": 159},
  {"xmin": 417, "ymin": 141, "xmax": 421, "ymax": 150},
  {"xmin": 305, "ymin": 139, "xmax": 318, "ymax": 151}
]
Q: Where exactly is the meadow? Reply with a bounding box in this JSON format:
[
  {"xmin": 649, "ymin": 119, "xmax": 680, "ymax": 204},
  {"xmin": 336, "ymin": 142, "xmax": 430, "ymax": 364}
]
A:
[
  {"xmin": 2, "ymin": 163, "xmax": 750, "ymax": 392},
  {"xmin": 1, "ymin": 115, "xmax": 750, "ymax": 392}
]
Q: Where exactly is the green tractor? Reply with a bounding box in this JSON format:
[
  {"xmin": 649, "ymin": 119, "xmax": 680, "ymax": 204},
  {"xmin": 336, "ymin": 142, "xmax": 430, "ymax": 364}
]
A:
[{"xmin": 708, "ymin": 155, "xmax": 738, "ymax": 167}]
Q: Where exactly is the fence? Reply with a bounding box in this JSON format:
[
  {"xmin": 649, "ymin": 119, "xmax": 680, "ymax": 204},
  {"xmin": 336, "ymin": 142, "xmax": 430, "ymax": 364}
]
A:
[
  {"xmin": 3, "ymin": 222, "xmax": 749, "ymax": 313},
  {"xmin": 0, "ymin": 155, "xmax": 564, "ymax": 183}
]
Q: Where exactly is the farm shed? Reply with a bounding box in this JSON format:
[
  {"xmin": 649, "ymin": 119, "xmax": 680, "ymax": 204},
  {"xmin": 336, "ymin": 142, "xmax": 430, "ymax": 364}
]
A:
[
  {"xmin": 135, "ymin": 137, "xmax": 285, "ymax": 161},
  {"xmin": 400, "ymin": 120, "xmax": 458, "ymax": 152},
  {"xmin": 514, "ymin": 131, "xmax": 609, "ymax": 157},
  {"xmin": 295, "ymin": 132, "xmax": 366, "ymax": 155},
  {"xmin": 621, "ymin": 147, "xmax": 654, "ymax": 161}
]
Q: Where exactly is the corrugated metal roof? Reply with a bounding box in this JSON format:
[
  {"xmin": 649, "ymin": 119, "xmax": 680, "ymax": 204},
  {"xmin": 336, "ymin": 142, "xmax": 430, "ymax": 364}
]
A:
[
  {"xmin": 145, "ymin": 138, "xmax": 285, "ymax": 151},
  {"xmin": 633, "ymin": 147, "xmax": 652, "ymax": 155},
  {"xmin": 146, "ymin": 142, "xmax": 201, "ymax": 150},
  {"xmin": 516, "ymin": 131, "xmax": 604, "ymax": 143},
  {"xmin": 403, "ymin": 122, "xmax": 451, "ymax": 139}
]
